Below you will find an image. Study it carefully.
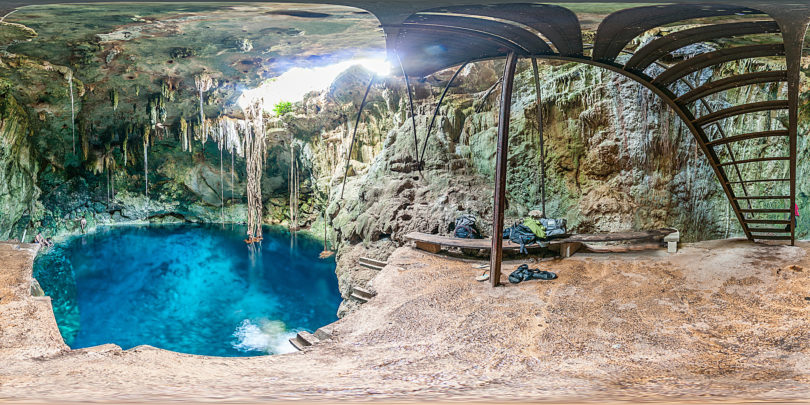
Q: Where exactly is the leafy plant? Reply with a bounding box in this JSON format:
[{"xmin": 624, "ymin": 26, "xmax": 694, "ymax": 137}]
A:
[{"xmin": 273, "ymin": 101, "xmax": 293, "ymax": 116}]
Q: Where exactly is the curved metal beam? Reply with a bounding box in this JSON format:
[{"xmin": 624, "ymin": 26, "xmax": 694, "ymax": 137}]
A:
[
  {"xmin": 413, "ymin": 3, "xmax": 583, "ymax": 56},
  {"xmin": 652, "ymin": 44, "xmax": 786, "ymax": 86},
  {"xmin": 398, "ymin": 23, "xmax": 532, "ymax": 54},
  {"xmin": 675, "ymin": 70, "xmax": 788, "ymax": 105},
  {"xmin": 404, "ymin": 14, "xmax": 551, "ymax": 54},
  {"xmin": 705, "ymin": 130, "xmax": 788, "ymax": 147},
  {"xmin": 592, "ymin": 4, "xmax": 763, "ymax": 63},
  {"xmin": 625, "ymin": 21, "xmax": 781, "ymax": 73},
  {"xmin": 693, "ymin": 100, "xmax": 788, "ymax": 127}
]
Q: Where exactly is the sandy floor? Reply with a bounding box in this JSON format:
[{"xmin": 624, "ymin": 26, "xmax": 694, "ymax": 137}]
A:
[{"xmin": 1, "ymin": 239, "xmax": 809, "ymax": 402}]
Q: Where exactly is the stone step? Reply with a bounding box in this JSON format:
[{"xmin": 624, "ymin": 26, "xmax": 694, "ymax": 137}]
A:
[
  {"xmin": 358, "ymin": 256, "xmax": 387, "ymax": 271},
  {"xmin": 288, "ymin": 331, "xmax": 319, "ymax": 351},
  {"xmin": 353, "ymin": 286, "xmax": 376, "ymax": 299},
  {"xmin": 349, "ymin": 292, "xmax": 368, "ymax": 303},
  {"xmin": 288, "ymin": 336, "xmax": 307, "ymax": 351},
  {"xmin": 314, "ymin": 324, "xmax": 335, "ymax": 340},
  {"xmin": 349, "ymin": 286, "xmax": 376, "ymax": 304},
  {"xmin": 297, "ymin": 331, "xmax": 319, "ymax": 346}
]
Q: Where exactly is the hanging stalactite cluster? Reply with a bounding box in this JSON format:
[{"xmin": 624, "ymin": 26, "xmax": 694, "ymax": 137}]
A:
[
  {"xmin": 243, "ymin": 101, "xmax": 266, "ymax": 242},
  {"xmin": 56, "ymin": 68, "xmax": 288, "ymax": 238}
]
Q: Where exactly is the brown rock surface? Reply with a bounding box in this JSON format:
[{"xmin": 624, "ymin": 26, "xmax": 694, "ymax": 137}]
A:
[{"xmin": 1, "ymin": 240, "xmax": 809, "ymax": 402}]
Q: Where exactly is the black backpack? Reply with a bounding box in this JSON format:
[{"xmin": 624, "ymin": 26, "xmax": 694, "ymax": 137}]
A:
[
  {"xmin": 453, "ymin": 214, "xmax": 480, "ymax": 239},
  {"xmin": 503, "ymin": 223, "xmax": 536, "ymax": 254}
]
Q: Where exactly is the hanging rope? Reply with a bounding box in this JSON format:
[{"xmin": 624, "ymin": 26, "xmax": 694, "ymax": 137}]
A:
[
  {"xmin": 531, "ymin": 58, "xmax": 546, "ymax": 216},
  {"xmin": 396, "ymin": 51, "xmax": 422, "ymax": 177},
  {"xmin": 339, "ymin": 72, "xmax": 376, "ymax": 199},
  {"xmin": 420, "ymin": 61, "xmax": 469, "ymax": 167}
]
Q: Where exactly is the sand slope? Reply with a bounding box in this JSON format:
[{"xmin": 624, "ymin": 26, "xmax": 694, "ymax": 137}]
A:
[{"xmin": 1, "ymin": 239, "xmax": 809, "ymax": 402}]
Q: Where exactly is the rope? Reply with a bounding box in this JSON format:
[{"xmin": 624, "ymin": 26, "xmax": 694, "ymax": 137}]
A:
[
  {"xmin": 420, "ymin": 61, "xmax": 469, "ymax": 166},
  {"xmin": 531, "ymin": 58, "xmax": 546, "ymax": 215}
]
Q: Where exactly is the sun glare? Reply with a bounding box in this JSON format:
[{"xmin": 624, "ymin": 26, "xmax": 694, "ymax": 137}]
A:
[{"xmin": 238, "ymin": 57, "xmax": 391, "ymax": 114}]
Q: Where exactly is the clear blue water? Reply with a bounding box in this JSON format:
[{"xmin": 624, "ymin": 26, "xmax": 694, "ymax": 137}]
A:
[{"xmin": 33, "ymin": 224, "xmax": 340, "ymax": 357}]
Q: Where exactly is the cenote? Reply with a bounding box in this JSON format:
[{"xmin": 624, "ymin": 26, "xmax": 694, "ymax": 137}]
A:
[{"xmin": 33, "ymin": 224, "xmax": 340, "ymax": 357}]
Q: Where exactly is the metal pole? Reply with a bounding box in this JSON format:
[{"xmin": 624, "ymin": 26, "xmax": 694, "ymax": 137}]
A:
[
  {"xmin": 531, "ymin": 58, "xmax": 546, "ymax": 215},
  {"xmin": 490, "ymin": 52, "xmax": 518, "ymax": 287},
  {"xmin": 340, "ymin": 73, "xmax": 375, "ymax": 199}
]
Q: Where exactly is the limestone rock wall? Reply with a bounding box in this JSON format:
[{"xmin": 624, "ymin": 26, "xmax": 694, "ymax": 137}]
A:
[
  {"xmin": 0, "ymin": 90, "xmax": 40, "ymax": 240},
  {"xmin": 295, "ymin": 59, "xmax": 806, "ymax": 315}
]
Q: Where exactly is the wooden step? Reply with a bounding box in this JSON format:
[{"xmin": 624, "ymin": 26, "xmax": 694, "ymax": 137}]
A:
[
  {"xmin": 358, "ymin": 256, "xmax": 387, "ymax": 271},
  {"xmin": 718, "ymin": 156, "xmax": 789, "ymax": 166},
  {"xmin": 744, "ymin": 219, "xmax": 791, "ymax": 224},
  {"xmin": 740, "ymin": 209, "xmax": 790, "ymax": 213},
  {"xmin": 751, "ymin": 235, "xmax": 793, "ymax": 240},
  {"xmin": 727, "ymin": 178, "xmax": 790, "ymax": 185},
  {"xmin": 748, "ymin": 227, "xmax": 790, "ymax": 233},
  {"xmin": 734, "ymin": 195, "xmax": 790, "ymax": 200}
]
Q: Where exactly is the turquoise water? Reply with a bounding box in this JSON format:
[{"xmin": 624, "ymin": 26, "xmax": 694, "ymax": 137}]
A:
[{"xmin": 33, "ymin": 224, "xmax": 340, "ymax": 357}]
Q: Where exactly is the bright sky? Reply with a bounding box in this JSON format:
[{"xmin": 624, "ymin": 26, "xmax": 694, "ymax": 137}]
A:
[{"xmin": 237, "ymin": 57, "xmax": 391, "ymax": 114}]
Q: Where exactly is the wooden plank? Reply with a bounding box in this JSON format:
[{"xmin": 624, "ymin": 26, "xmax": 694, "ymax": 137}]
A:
[
  {"xmin": 745, "ymin": 219, "xmax": 790, "ymax": 224},
  {"xmin": 405, "ymin": 228, "xmax": 677, "ymax": 250},
  {"xmin": 752, "ymin": 235, "xmax": 793, "ymax": 240},
  {"xmin": 562, "ymin": 228, "xmax": 676, "ymax": 243},
  {"xmin": 414, "ymin": 240, "xmax": 442, "ymax": 253},
  {"xmin": 734, "ymin": 195, "xmax": 790, "ymax": 200},
  {"xmin": 748, "ymin": 227, "xmax": 790, "ymax": 233},
  {"xmin": 559, "ymin": 242, "xmax": 581, "ymax": 258}
]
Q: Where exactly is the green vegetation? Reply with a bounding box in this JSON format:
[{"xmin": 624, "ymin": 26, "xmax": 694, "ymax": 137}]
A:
[{"xmin": 273, "ymin": 101, "xmax": 293, "ymax": 116}]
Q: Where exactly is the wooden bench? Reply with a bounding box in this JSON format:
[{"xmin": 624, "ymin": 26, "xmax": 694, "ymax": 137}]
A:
[{"xmin": 404, "ymin": 228, "xmax": 678, "ymax": 258}]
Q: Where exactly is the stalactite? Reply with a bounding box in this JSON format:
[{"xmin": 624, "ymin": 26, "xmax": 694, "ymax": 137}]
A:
[
  {"xmin": 68, "ymin": 74, "xmax": 76, "ymax": 154},
  {"xmin": 220, "ymin": 120, "xmax": 225, "ymax": 226},
  {"xmin": 81, "ymin": 125, "xmax": 89, "ymax": 161},
  {"xmin": 231, "ymin": 145, "xmax": 235, "ymax": 204},
  {"xmin": 110, "ymin": 88, "xmax": 119, "ymax": 111},
  {"xmin": 289, "ymin": 136, "xmax": 299, "ymax": 231},
  {"xmin": 195, "ymin": 74, "xmax": 213, "ymax": 136},
  {"xmin": 180, "ymin": 117, "xmax": 189, "ymax": 152},
  {"xmin": 243, "ymin": 101, "xmax": 265, "ymax": 242},
  {"xmin": 143, "ymin": 125, "xmax": 150, "ymax": 215}
]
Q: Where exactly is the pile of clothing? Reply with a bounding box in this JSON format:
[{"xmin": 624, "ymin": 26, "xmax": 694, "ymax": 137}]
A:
[
  {"xmin": 503, "ymin": 210, "xmax": 567, "ymax": 254},
  {"xmin": 508, "ymin": 264, "xmax": 557, "ymax": 283}
]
